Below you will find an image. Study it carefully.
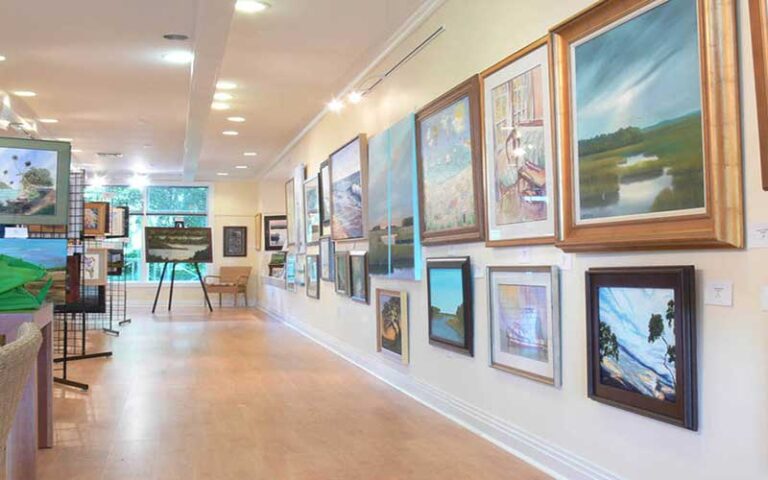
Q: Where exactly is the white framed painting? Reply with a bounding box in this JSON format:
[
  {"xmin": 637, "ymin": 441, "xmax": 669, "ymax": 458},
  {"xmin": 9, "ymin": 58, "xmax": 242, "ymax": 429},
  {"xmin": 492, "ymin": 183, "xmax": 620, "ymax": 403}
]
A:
[{"xmin": 83, "ymin": 248, "xmax": 108, "ymax": 286}]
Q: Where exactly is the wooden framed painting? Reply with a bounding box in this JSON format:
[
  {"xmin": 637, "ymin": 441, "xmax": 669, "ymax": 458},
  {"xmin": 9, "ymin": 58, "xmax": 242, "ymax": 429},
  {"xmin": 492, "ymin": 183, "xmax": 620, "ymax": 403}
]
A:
[
  {"xmin": 285, "ymin": 252, "xmax": 297, "ymax": 292},
  {"xmin": 319, "ymin": 236, "xmax": 335, "ymax": 282},
  {"xmin": 107, "ymin": 249, "xmax": 125, "ymax": 276},
  {"xmin": 285, "ymin": 179, "xmax": 295, "ymax": 246},
  {"xmin": 481, "ymin": 37, "xmax": 557, "ymax": 246},
  {"xmin": 83, "ymin": 248, "xmax": 108, "ymax": 286},
  {"xmin": 306, "ymin": 254, "xmax": 320, "ymax": 299},
  {"xmin": 551, "ymin": 0, "xmax": 743, "ymax": 251},
  {"xmin": 416, "ymin": 76, "xmax": 485, "ymax": 245},
  {"xmin": 145, "ymin": 227, "xmax": 213, "ymax": 263},
  {"xmin": 329, "ymin": 135, "xmax": 368, "ymax": 242},
  {"xmin": 586, "ymin": 266, "xmax": 697, "ymax": 430},
  {"xmin": 223, "ymin": 226, "xmax": 247, "ymax": 257},
  {"xmin": 304, "ymin": 174, "xmax": 321, "ymax": 245},
  {"xmin": 334, "ymin": 250, "xmax": 351, "ymax": 296},
  {"xmin": 749, "ymin": 0, "xmax": 768, "ymax": 191},
  {"xmin": 107, "ymin": 206, "xmax": 129, "ymax": 238},
  {"xmin": 349, "ymin": 251, "xmax": 369, "ymax": 304},
  {"xmin": 426, "ymin": 257, "xmax": 473, "ymax": 356},
  {"xmin": 84, "ymin": 202, "xmax": 110, "ymax": 237},
  {"xmin": 254, "ymin": 213, "xmax": 263, "ymax": 251},
  {"xmin": 319, "ymin": 159, "xmax": 332, "ymax": 237},
  {"xmin": 376, "ymin": 289, "xmax": 409, "ymax": 365},
  {"xmin": 488, "ymin": 266, "xmax": 561, "ymax": 386},
  {"xmin": 264, "ymin": 215, "xmax": 287, "ymax": 251},
  {"xmin": 0, "ymin": 137, "xmax": 71, "ymax": 226}
]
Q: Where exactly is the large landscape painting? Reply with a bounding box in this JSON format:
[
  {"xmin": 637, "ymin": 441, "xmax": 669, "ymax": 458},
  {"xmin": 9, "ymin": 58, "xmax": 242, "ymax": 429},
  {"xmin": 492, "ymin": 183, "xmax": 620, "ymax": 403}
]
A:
[
  {"xmin": 573, "ymin": 0, "xmax": 705, "ymax": 223},
  {"xmin": 145, "ymin": 227, "xmax": 213, "ymax": 264},
  {"xmin": 330, "ymin": 137, "xmax": 365, "ymax": 240},
  {"xmin": 0, "ymin": 238, "xmax": 67, "ymax": 304}
]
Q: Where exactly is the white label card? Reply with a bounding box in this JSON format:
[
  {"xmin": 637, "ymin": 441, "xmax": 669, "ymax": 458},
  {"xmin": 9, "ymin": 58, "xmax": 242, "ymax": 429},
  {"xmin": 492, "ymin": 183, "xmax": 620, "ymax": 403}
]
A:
[
  {"xmin": 4, "ymin": 227, "xmax": 28, "ymax": 238},
  {"xmin": 748, "ymin": 223, "xmax": 768, "ymax": 249},
  {"xmin": 704, "ymin": 280, "xmax": 734, "ymax": 307}
]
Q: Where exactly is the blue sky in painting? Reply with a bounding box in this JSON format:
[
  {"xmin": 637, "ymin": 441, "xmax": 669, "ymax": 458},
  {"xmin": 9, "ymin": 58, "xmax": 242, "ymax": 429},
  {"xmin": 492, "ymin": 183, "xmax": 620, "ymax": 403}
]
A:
[
  {"xmin": 0, "ymin": 238, "xmax": 67, "ymax": 269},
  {"xmin": 367, "ymin": 130, "xmax": 389, "ymax": 227},
  {"xmin": 0, "ymin": 147, "xmax": 58, "ymax": 189},
  {"xmin": 420, "ymin": 97, "xmax": 472, "ymax": 184},
  {"xmin": 574, "ymin": 0, "xmax": 701, "ymax": 140},
  {"xmin": 430, "ymin": 268, "xmax": 464, "ymax": 314},
  {"xmin": 331, "ymin": 139, "xmax": 361, "ymax": 181},
  {"xmin": 389, "ymin": 115, "xmax": 416, "ymax": 223}
]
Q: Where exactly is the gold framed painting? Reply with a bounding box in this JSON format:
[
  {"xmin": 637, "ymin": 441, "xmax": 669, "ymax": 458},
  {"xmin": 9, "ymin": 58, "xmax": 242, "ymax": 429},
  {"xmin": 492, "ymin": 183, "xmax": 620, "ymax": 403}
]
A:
[
  {"xmin": 749, "ymin": 0, "xmax": 768, "ymax": 191},
  {"xmin": 83, "ymin": 202, "xmax": 110, "ymax": 237},
  {"xmin": 254, "ymin": 213, "xmax": 263, "ymax": 251},
  {"xmin": 551, "ymin": 0, "xmax": 743, "ymax": 251}
]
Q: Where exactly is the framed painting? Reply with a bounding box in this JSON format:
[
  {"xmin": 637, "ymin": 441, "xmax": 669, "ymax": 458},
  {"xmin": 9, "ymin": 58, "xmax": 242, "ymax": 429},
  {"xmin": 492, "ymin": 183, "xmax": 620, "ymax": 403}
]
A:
[
  {"xmin": 319, "ymin": 236, "xmax": 335, "ymax": 282},
  {"xmin": 426, "ymin": 257, "xmax": 473, "ymax": 356},
  {"xmin": 306, "ymin": 254, "xmax": 320, "ymax": 299},
  {"xmin": 285, "ymin": 179, "xmax": 295, "ymax": 246},
  {"xmin": 107, "ymin": 249, "xmax": 125, "ymax": 276},
  {"xmin": 488, "ymin": 266, "xmax": 561, "ymax": 386},
  {"xmin": 144, "ymin": 227, "xmax": 213, "ymax": 263},
  {"xmin": 254, "ymin": 213, "xmax": 263, "ymax": 251},
  {"xmin": 83, "ymin": 248, "xmax": 108, "ymax": 286},
  {"xmin": 0, "ymin": 137, "xmax": 71, "ymax": 226},
  {"xmin": 552, "ymin": 0, "xmax": 742, "ymax": 251},
  {"xmin": 84, "ymin": 202, "xmax": 110, "ymax": 237},
  {"xmin": 304, "ymin": 174, "xmax": 321, "ymax": 245},
  {"xmin": 0, "ymin": 238, "xmax": 68, "ymax": 305},
  {"xmin": 293, "ymin": 164, "xmax": 307, "ymax": 252},
  {"xmin": 334, "ymin": 250, "xmax": 351, "ymax": 296},
  {"xmin": 749, "ymin": 0, "xmax": 768, "ymax": 190},
  {"xmin": 329, "ymin": 135, "xmax": 368, "ymax": 242},
  {"xmin": 223, "ymin": 226, "xmax": 247, "ymax": 257},
  {"xmin": 296, "ymin": 253, "xmax": 306, "ymax": 287},
  {"xmin": 349, "ymin": 251, "xmax": 369, "ymax": 304},
  {"xmin": 376, "ymin": 289, "xmax": 409, "ymax": 365},
  {"xmin": 482, "ymin": 37, "xmax": 557, "ymax": 246},
  {"xmin": 319, "ymin": 160, "xmax": 332, "ymax": 237},
  {"xmin": 264, "ymin": 215, "xmax": 287, "ymax": 251},
  {"xmin": 285, "ymin": 252, "xmax": 297, "ymax": 292},
  {"xmin": 416, "ymin": 76, "xmax": 485, "ymax": 245},
  {"xmin": 586, "ymin": 266, "xmax": 697, "ymax": 430},
  {"xmin": 107, "ymin": 206, "xmax": 129, "ymax": 238}
]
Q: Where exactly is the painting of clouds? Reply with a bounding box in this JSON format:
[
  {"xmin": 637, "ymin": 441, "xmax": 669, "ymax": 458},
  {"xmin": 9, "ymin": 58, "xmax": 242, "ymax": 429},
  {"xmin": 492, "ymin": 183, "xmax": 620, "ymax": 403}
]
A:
[
  {"xmin": 331, "ymin": 138, "xmax": 364, "ymax": 240},
  {"xmin": 573, "ymin": 0, "xmax": 705, "ymax": 223}
]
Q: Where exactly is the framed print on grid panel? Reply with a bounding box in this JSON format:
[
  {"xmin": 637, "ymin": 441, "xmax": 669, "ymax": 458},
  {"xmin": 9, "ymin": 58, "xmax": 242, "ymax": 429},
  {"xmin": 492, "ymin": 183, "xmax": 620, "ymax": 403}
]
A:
[
  {"xmin": 481, "ymin": 37, "xmax": 557, "ymax": 247},
  {"xmin": 416, "ymin": 76, "xmax": 486, "ymax": 245},
  {"xmin": 749, "ymin": 0, "xmax": 768, "ymax": 190},
  {"xmin": 551, "ymin": 0, "xmax": 743, "ymax": 251},
  {"xmin": 488, "ymin": 266, "xmax": 561, "ymax": 386},
  {"xmin": 376, "ymin": 289, "xmax": 409, "ymax": 365},
  {"xmin": 329, "ymin": 135, "xmax": 368, "ymax": 242}
]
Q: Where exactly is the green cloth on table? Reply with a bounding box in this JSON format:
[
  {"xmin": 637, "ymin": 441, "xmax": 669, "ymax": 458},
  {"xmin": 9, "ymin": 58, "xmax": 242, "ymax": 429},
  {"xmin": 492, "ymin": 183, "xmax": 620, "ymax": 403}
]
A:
[{"xmin": 0, "ymin": 254, "xmax": 52, "ymax": 312}]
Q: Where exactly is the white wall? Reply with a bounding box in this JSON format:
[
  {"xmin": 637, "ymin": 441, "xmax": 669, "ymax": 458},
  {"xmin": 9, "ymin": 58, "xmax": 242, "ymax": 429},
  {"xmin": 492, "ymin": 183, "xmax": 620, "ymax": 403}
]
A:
[{"xmin": 255, "ymin": 0, "xmax": 767, "ymax": 478}]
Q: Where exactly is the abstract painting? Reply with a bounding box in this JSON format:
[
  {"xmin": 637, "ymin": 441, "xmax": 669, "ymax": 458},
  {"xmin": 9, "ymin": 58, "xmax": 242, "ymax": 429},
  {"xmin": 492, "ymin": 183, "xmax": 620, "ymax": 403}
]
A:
[
  {"xmin": 319, "ymin": 236, "xmax": 334, "ymax": 282},
  {"xmin": 319, "ymin": 160, "xmax": 332, "ymax": 236},
  {"xmin": 304, "ymin": 175, "xmax": 321, "ymax": 245},
  {"xmin": 367, "ymin": 114, "xmax": 421, "ymax": 280},
  {"xmin": 488, "ymin": 266, "xmax": 560, "ymax": 385},
  {"xmin": 306, "ymin": 254, "xmax": 319, "ymax": 299},
  {"xmin": 0, "ymin": 238, "xmax": 68, "ymax": 304},
  {"xmin": 264, "ymin": 215, "xmax": 287, "ymax": 251},
  {"xmin": 376, "ymin": 289, "xmax": 409, "ymax": 364},
  {"xmin": 223, "ymin": 226, "xmax": 247, "ymax": 257},
  {"xmin": 587, "ymin": 266, "xmax": 697, "ymax": 430},
  {"xmin": 84, "ymin": 202, "xmax": 110, "ymax": 237},
  {"xmin": 417, "ymin": 76, "xmax": 485, "ymax": 244},
  {"xmin": 482, "ymin": 38, "xmax": 556, "ymax": 246},
  {"xmin": 334, "ymin": 251, "xmax": 350, "ymax": 296},
  {"xmin": 144, "ymin": 228, "xmax": 213, "ymax": 263},
  {"xmin": 426, "ymin": 257, "xmax": 473, "ymax": 355},
  {"xmin": 349, "ymin": 251, "xmax": 368, "ymax": 304},
  {"xmin": 330, "ymin": 135, "xmax": 367, "ymax": 241}
]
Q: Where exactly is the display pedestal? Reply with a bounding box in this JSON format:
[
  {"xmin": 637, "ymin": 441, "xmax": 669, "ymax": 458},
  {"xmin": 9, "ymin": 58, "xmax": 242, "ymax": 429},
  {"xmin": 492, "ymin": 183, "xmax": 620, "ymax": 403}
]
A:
[{"xmin": 151, "ymin": 262, "xmax": 213, "ymax": 313}]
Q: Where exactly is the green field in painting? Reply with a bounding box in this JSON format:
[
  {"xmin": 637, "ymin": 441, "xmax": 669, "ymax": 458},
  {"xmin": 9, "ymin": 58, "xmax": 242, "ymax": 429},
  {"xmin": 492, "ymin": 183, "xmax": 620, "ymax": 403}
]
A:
[
  {"xmin": 368, "ymin": 223, "xmax": 414, "ymax": 275},
  {"xmin": 578, "ymin": 112, "xmax": 705, "ymax": 216}
]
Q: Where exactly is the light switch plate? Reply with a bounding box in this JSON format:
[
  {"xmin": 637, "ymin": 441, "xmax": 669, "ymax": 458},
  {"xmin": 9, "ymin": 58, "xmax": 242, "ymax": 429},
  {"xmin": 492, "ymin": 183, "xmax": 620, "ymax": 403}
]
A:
[
  {"xmin": 704, "ymin": 280, "xmax": 734, "ymax": 307},
  {"xmin": 748, "ymin": 222, "xmax": 768, "ymax": 249}
]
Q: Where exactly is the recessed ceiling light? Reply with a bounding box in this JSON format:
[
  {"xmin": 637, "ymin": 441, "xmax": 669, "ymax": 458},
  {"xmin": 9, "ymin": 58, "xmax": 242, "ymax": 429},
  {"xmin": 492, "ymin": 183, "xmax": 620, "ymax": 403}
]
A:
[
  {"xmin": 235, "ymin": 0, "xmax": 271, "ymax": 13},
  {"xmin": 38, "ymin": 118, "xmax": 58, "ymax": 124},
  {"xmin": 217, "ymin": 172, "xmax": 229, "ymax": 176},
  {"xmin": 213, "ymin": 92, "xmax": 233, "ymax": 101},
  {"xmin": 163, "ymin": 33, "xmax": 189, "ymax": 41},
  {"xmin": 327, "ymin": 98, "xmax": 344, "ymax": 112},
  {"xmin": 56, "ymin": 137, "xmax": 73, "ymax": 142},
  {"xmin": 243, "ymin": 152, "xmax": 258, "ymax": 157},
  {"xmin": 227, "ymin": 116, "xmax": 246, "ymax": 123},
  {"xmin": 211, "ymin": 102, "xmax": 231, "ymax": 111},
  {"xmin": 216, "ymin": 81, "xmax": 237, "ymax": 90},
  {"xmin": 13, "ymin": 91, "xmax": 36, "ymax": 97},
  {"xmin": 235, "ymin": 165, "xmax": 249, "ymax": 169},
  {"xmin": 222, "ymin": 130, "xmax": 239, "ymax": 136},
  {"xmin": 0, "ymin": 55, "xmax": 6, "ymax": 62},
  {"xmin": 162, "ymin": 50, "xmax": 194, "ymax": 64},
  {"xmin": 348, "ymin": 91, "xmax": 364, "ymax": 104}
]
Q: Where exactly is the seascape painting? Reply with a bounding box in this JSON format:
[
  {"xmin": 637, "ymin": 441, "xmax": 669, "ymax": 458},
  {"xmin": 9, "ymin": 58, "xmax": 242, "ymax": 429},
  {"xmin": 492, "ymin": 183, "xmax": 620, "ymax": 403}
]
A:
[
  {"xmin": 428, "ymin": 268, "xmax": 466, "ymax": 346},
  {"xmin": 496, "ymin": 284, "xmax": 549, "ymax": 362},
  {"xmin": 285, "ymin": 253, "xmax": 296, "ymax": 290},
  {"xmin": 145, "ymin": 228, "xmax": 213, "ymax": 263},
  {"xmin": 0, "ymin": 238, "xmax": 67, "ymax": 304},
  {"xmin": 598, "ymin": 287, "xmax": 677, "ymax": 402},
  {"xmin": 304, "ymin": 176, "xmax": 321, "ymax": 244},
  {"xmin": 296, "ymin": 254, "xmax": 306, "ymax": 287},
  {"xmin": 331, "ymin": 137, "xmax": 365, "ymax": 240},
  {"xmin": 573, "ymin": 0, "xmax": 705, "ymax": 223},
  {"xmin": 0, "ymin": 147, "xmax": 59, "ymax": 217},
  {"xmin": 420, "ymin": 97, "xmax": 477, "ymax": 232}
]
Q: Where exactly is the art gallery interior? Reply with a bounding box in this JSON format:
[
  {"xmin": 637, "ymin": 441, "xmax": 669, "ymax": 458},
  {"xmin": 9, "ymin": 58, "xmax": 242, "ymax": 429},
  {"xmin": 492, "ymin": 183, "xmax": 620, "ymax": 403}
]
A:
[{"xmin": 0, "ymin": 0, "xmax": 766, "ymax": 479}]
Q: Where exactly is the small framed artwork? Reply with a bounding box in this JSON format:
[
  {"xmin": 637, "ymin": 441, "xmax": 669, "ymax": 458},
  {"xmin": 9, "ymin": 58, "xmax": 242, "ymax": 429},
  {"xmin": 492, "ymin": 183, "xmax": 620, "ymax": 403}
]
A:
[
  {"xmin": 551, "ymin": 0, "xmax": 743, "ymax": 251},
  {"xmin": 376, "ymin": 289, "xmax": 409, "ymax": 364},
  {"xmin": 223, "ymin": 226, "xmax": 247, "ymax": 257},
  {"xmin": 586, "ymin": 266, "xmax": 697, "ymax": 430},
  {"xmin": 749, "ymin": 0, "xmax": 768, "ymax": 190},
  {"xmin": 329, "ymin": 135, "xmax": 368, "ymax": 242},
  {"xmin": 319, "ymin": 236, "xmax": 335, "ymax": 282},
  {"xmin": 254, "ymin": 213, "xmax": 263, "ymax": 251},
  {"xmin": 293, "ymin": 164, "xmax": 307, "ymax": 253},
  {"xmin": 481, "ymin": 37, "xmax": 557, "ymax": 247},
  {"xmin": 285, "ymin": 253, "xmax": 297, "ymax": 292},
  {"xmin": 84, "ymin": 202, "xmax": 110, "ymax": 237},
  {"xmin": 319, "ymin": 159, "xmax": 332, "ymax": 237},
  {"xmin": 264, "ymin": 215, "xmax": 287, "ymax": 251},
  {"xmin": 107, "ymin": 249, "xmax": 125, "ymax": 276},
  {"xmin": 107, "ymin": 206, "xmax": 129, "ymax": 238},
  {"xmin": 65, "ymin": 254, "xmax": 81, "ymax": 305},
  {"xmin": 416, "ymin": 76, "xmax": 485, "ymax": 245},
  {"xmin": 83, "ymin": 248, "xmax": 108, "ymax": 286},
  {"xmin": 306, "ymin": 254, "xmax": 320, "ymax": 299},
  {"xmin": 296, "ymin": 253, "xmax": 306, "ymax": 287},
  {"xmin": 349, "ymin": 251, "xmax": 369, "ymax": 304},
  {"xmin": 488, "ymin": 266, "xmax": 561, "ymax": 386},
  {"xmin": 285, "ymin": 179, "xmax": 296, "ymax": 246},
  {"xmin": 334, "ymin": 250, "xmax": 350, "ymax": 296},
  {"xmin": 304, "ymin": 174, "xmax": 321, "ymax": 245},
  {"xmin": 426, "ymin": 257, "xmax": 473, "ymax": 355}
]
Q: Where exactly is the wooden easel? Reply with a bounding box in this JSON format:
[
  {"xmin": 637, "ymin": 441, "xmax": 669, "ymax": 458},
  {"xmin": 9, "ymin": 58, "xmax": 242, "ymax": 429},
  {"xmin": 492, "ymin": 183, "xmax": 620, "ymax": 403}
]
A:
[{"xmin": 151, "ymin": 262, "xmax": 213, "ymax": 313}]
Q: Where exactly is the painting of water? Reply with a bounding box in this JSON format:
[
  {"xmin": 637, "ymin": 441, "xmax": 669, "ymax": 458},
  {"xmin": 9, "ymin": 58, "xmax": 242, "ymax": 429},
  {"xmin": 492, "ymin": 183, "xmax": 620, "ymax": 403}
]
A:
[
  {"xmin": 145, "ymin": 228, "xmax": 213, "ymax": 263},
  {"xmin": 331, "ymin": 137, "xmax": 365, "ymax": 240},
  {"xmin": 428, "ymin": 267, "xmax": 466, "ymax": 345}
]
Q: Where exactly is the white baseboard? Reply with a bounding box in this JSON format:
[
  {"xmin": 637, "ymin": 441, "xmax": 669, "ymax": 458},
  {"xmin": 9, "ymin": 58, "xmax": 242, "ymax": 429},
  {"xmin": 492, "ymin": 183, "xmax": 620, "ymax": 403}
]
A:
[{"xmin": 257, "ymin": 303, "xmax": 620, "ymax": 480}]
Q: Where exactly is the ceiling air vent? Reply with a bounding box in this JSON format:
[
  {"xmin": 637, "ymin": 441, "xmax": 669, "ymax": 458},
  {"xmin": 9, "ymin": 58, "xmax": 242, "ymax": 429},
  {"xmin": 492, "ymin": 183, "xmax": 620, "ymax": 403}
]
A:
[{"xmin": 96, "ymin": 152, "xmax": 124, "ymax": 159}]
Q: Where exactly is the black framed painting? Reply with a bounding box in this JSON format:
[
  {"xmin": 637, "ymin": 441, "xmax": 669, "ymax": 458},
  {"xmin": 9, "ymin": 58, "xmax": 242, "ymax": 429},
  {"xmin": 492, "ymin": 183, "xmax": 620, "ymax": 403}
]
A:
[
  {"xmin": 223, "ymin": 226, "xmax": 247, "ymax": 257},
  {"xmin": 334, "ymin": 250, "xmax": 350, "ymax": 296},
  {"xmin": 349, "ymin": 251, "xmax": 368, "ymax": 304},
  {"xmin": 586, "ymin": 265, "xmax": 697, "ymax": 430},
  {"xmin": 426, "ymin": 257, "xmax": 473, "ymax": 356},
  {"xmin": 264, "ymin": 215, "xmax": 287, "ymax": 251}
]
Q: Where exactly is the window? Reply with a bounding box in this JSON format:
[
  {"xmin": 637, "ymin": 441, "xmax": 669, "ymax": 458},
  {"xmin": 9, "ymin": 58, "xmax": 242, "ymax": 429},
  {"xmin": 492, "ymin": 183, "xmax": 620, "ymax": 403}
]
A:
[{"xmin": 84, "ymin": 185, "xmax": 210, "ymax": 283}]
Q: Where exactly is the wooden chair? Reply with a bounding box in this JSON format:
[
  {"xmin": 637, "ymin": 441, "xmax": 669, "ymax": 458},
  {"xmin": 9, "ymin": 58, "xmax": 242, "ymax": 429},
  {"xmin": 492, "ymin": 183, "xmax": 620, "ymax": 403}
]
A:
[{"xmin": 204, "ymin": 267, "xmax": 252, "ymax": 307}]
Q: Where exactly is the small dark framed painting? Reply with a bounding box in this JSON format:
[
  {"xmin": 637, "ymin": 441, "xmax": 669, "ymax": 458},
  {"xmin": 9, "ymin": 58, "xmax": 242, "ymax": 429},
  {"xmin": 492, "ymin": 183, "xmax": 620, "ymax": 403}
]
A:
[
  {"xmin": 264, "ymin": 215, "xmax": 287, "ymax": 251},
  {"xmin": 426, "ymin": 257, "xmax": 473, "ymax": 356},
  {"xmin": 84, "ymin": 202, "xmax": 110, "ymax": 237},
  {"xmin": 334, "ymin": 250, "xmax": 351, "ymax": 296},
  {"xmin": 586, "ymin": 266, "xmax": 697, "ymax": 430},
  {"xmin": 223, "ymin": 226, "xmax": 247, "ymax": 257},
  {"xmin": 306, "ymin": 254, "xmax": 319, "ymax": 299},
  {"xmin": 349, "ymin": 251, "xmax": 369, "ymax": 304},
  {"xmin": 319, "ymin": 236, "xmax": 335, "ymax": 282}
]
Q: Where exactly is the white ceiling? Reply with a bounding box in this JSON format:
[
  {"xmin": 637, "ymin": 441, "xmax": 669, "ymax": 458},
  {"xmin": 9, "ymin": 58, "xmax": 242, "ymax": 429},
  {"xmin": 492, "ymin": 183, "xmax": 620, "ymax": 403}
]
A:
[{"xmin": 0, "ymin": 0, "xmax": 428, "ymax": 183}]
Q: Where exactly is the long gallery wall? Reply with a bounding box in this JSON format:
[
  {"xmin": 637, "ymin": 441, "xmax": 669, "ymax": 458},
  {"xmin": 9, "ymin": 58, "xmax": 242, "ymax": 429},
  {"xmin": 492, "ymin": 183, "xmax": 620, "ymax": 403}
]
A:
[{"xmin": 254, "ymin": 0, "xmax": 768, "ymax": 478}]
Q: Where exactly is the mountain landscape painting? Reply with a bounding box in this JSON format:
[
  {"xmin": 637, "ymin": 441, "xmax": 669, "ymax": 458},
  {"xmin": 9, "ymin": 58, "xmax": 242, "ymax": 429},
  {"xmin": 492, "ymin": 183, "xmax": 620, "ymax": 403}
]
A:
[{"xmin": 331, "ymin": 137, "xmax": 364, "ymax": 240}]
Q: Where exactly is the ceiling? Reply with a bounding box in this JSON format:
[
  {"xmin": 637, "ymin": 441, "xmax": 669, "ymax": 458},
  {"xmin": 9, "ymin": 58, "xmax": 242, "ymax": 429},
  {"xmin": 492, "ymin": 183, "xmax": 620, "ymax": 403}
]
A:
[{"xmin": 0, "ymin": 0, "xmax": 428, "ymax": 183}]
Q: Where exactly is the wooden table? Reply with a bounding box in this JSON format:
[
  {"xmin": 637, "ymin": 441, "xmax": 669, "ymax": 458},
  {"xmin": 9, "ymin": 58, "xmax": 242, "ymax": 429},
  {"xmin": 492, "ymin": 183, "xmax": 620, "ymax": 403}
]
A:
[{"xmin": 0, "ymin": 304, "xmax": 54, "ymax": 480}]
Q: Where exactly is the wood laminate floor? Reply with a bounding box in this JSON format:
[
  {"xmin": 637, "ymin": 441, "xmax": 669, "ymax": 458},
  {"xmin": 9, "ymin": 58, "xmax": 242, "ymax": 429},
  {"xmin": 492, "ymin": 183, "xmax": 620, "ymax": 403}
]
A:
[{"xmin": 38, "ymin": 308, "xmax": 550, "ymax": 480}]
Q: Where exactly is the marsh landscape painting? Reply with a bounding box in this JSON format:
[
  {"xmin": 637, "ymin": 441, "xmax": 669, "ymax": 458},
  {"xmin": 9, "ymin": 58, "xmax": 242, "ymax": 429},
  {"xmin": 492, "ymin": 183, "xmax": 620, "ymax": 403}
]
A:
[
  {"xmin": 427, "ymin": 258, "xmax": 472, "ymax": 355},
  {"xmin": 0, "ymin": 147, "xmax": 59, "ymax": 218},
  {"xmin": 145, "ymin": 228, "xmax": 213, "ymax": 263},
  {"xmin": 0, "ymin": 238, "xmax": 67, "ymax": 304},
  {"xmin": 331, "ymin": 137, "xmax": 365, "ymax": 241},
  {"xmin": 573, "ymin": 0, "xmax": 705, "ymax": 223}
]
